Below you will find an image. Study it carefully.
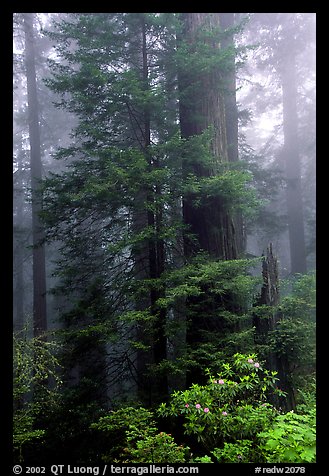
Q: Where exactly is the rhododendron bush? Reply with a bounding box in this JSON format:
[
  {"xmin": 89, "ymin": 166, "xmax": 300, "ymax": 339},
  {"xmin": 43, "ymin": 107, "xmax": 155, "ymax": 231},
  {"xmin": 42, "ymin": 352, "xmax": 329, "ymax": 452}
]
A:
[
  {"xmin": 92, "ymin": 353, "xmax": 316, "ymax": 463},
  {"xmin": 157, "ymin": 353, "xmax": 282, "ymax": 455}
]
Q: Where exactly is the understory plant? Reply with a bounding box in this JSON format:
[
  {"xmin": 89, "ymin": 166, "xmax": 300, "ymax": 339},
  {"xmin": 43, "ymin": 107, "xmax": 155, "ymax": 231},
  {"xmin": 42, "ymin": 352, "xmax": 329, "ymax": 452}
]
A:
[
  {"xmin": 13, "ymin": 329, "xmax": 62, "ymax": 462},
  {"xmin": 158, "ymin": 353, "xmax": 282, "ymax": 456},
  {"xmin": 91, "ymin": 406, "xmax": 189, "ymax": 463},
  {"xmin": 91, "ymin": 353, "xmax": 315, "ymax": 463},
  {"xmin": 257, "ymin": 407, "xmax": 316, "ymax": 463}
]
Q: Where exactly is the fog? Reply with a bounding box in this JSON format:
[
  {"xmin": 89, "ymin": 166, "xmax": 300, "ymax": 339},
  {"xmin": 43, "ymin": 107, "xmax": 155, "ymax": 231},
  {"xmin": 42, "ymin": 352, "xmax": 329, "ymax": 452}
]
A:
[{"xmin": 13, "ymin": 13, "xmax": 316, "ymax": 464}]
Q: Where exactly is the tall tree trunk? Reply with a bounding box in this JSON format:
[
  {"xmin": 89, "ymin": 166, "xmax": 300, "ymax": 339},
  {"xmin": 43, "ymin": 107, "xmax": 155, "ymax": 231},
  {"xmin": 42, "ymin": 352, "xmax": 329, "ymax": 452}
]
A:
[
  {"xmin": 133, "ymin": 15, "xmax": 168, "ymax": 404},
  {"xmin": 281, "ymin": 52, "xmax": 307, "ymax": 275},
  {"xmin": 178, "ymin": 13, "xmax": 243, "ymax": 385},
  {"xmin": 220, "ymin": 13, "xmax": 245, "ymax": 254},
  {"xmin": 13, "ymin": 146, "xmax": 25, "ymax": 332},
  {"xmin": 23, "ymin": 13, "xmax": 47, "ymax": 338},
  {"xmin": 179, "ymin": 13, "xmax": 241, "ymax": 261},
  {"xmin": 220, "ymin": 13, "xmax": 239, "ymax": 164}
]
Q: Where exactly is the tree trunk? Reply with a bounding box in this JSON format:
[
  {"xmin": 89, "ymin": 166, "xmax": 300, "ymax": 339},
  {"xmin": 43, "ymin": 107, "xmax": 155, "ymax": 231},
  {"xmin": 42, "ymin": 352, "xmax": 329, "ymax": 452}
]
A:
[
  {"xmin": 179, "ymin": 13, "xmax": 241, "ymax": 261},
  {"xmin": 13, "ymin": 149, "xmax": 25, "ymax": 332},
  {"xmin": 281, "ymin": 52, "xmax": 307, "ymax": 275},
  {"xmin": 253, "ymin": 243, "xmax": 296, "ymax": 410},
  {"xmin": 23, "ymin": 13, "xmax": 47, "ymax": 338},
  {"xmin": 13, "ymin": 151, "xmax": 29, "ymax": 413},
  {"xmin": 220, "ymin": 13, "xmax": 239, "ymax": 164},
  {"xmin": 253, "ymin": 243, "xmax": 280, "ymax": 336},
  {"xmin": 178, "ymin": 13, "xmax": 243, "ymax": 386},
  {"xmin": 132, "ymin": 16, "xmax": 168, "ymax": 404},
  {"xmin": 220, "ymin": 13, "xmax": 245, "ymax": 254}
]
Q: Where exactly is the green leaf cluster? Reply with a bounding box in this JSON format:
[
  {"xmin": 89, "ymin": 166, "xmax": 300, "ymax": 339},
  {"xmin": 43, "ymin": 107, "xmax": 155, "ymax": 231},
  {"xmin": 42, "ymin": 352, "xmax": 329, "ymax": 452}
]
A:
[
  {"xmin": 158, "ymin": 353, "xmax": 279, "ymax": 452},
  {"xmin": 91, "ymin": 406, "xmax": 189, "ymax": 463},
  {"xmin": 13, "ymin": 330, "xmax": 63, "ymax": 461},
  {"xmin": 258, "ymin": 408, "xmax": 316, "ymax": 463}
]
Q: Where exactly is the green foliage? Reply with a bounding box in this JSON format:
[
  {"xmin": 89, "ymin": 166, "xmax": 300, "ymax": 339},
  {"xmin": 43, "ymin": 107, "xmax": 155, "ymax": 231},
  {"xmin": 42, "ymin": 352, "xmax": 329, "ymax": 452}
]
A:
[
  {"xmin": 91, "ymin": 407, "xmax": 158, "ymax": 462},
  {"xmin": 295, "ymin": 378, "xmax": 316, "ymax": 412},
  {"xmin": 91, "ymin": 406, "xmax": 189, "ymax": 463},
  {"xmin": 92, "ymin": 354, "xmax": 291, "ymax": 463},
  {"xmin": 258, "ymin": 407, "xmax": 316, "ymax": 463},
  {"xmin": 24, "ymin": 382, "xmax": 107, "ymax": 465},
  {"xmin": 40, "ymin": 11, "xmax": 265, "ymax": 408},
  {"xmin": 269, "ymin": 272, "xmax": 316, "ymax": 391},
  {"xmin": 14, "ymin": 334, "xmax": 59, "ymax": 397},
  {"xmin": 252, "ymin": 271, "xmax": 316, "ymax": 409},
  {"xmin": 14, "ymin": 11, "xmax": 316, "ymax": 467},
  {"xmin": 183, "ymin": 166, "xmax": 261, "ymax": 216},
  {"xmin": 13, "ymin": 330, "xmax": 62, "ymax": 462},
  {"xmin": 269, "ymin": 317, "xmax": 314, "ymax": 363},
  {"xmin": 128, "ymin": 432, "xmax": 188, "ymax": 463},
  {"xmin": 13, "ymin": 426, "xmax": 45, "ymax": 457},
  {"xmin": 157, "ymin": 353, "xmax": 315, "ymax": 463},
  {"xmin": 212, "ymin": 439, "xmax": 254, "ymax": 463},
  {"xmin": 160, "ymin": 256, "xmax": 260, "ymax": 308},
  {"xmin": 158, "ymin": 353, "xmax": 280, "ymax": 453},
  {"xmin": 155, "ymin": 256, "xmax": 262, "ymax": 377},
  {"xmin": 191, "ymin": 455, "xmax": 213, "ymax": 463}
]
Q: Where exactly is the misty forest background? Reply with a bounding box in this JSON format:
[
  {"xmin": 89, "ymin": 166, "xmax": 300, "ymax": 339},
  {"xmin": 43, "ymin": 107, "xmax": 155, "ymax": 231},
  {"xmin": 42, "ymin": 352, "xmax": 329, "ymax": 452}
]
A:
[{"xmin": 13, "ymin": 13, "xmax": 316, "ymax": 464}]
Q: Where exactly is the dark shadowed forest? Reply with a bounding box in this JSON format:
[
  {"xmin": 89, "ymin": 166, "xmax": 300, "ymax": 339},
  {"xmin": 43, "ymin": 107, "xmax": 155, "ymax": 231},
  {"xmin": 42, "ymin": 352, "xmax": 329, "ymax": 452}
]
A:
[{"xmin": 13, "ymin": 13, "xmax": 316, "ymax": 468}]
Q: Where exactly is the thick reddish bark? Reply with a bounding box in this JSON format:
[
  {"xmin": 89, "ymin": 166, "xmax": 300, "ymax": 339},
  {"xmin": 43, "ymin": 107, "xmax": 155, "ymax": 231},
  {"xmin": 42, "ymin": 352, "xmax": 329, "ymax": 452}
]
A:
[
  {"xmin": 178, "ymin": 13, "xmax": 244, "ymax": 386},
  {"xmin": 179, "ymin": 13, "xmax": 242, "ymax": 261}
]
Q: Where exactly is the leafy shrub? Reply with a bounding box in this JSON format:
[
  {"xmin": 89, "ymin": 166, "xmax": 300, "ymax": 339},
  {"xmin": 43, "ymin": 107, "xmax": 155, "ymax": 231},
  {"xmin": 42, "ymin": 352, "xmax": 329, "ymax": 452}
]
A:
[
  {"xmin": 158, "ymin": 353, "xmax": 281, "ymax": 453},
  {"xmin": 258, "ymin": 407, "xmax": 316, "ymax": 463},
  {"xmin": 91, "ymin": 406, "xmax": 189, "ymax": 463},
  {"xmin": 91, "ymin": 407, "xmax": 155, "ymax": 462},
  {"xmin": 13, "ymin": 330, "xmax": 62, "ymax": 463},
  {"xmin": 191, "ymin": 455, "xmax": 213, "ymax": 463},
  {"xmin": 91, "ymin": 354, "xmax": 316, "ymax": 464},
  {"xmin": 128, "ymin": 432, "xmax": 188, "ymax": 463},
  {"xmin": 212, "ymin": 439, "xmax": 254, "ymax": 463},
  {"xmin": 268, "ymin": 272, "xmax": 316, "ymax": 389}
]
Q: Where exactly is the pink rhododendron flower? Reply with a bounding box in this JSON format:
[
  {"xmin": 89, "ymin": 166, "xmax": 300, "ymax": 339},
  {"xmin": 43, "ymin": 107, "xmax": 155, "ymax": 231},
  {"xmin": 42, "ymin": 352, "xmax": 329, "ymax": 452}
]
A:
[
  {"xmin": 247, "ymin": 358, "xmax": 254, "ymax": 363},
  {"xmin": 185, "ymin": 404, "xmax": 189, "ymax": 408},
  {"xmin": 195, "ymin": 404, "xmax": 201, "ymax": 409},
  {"xmin": 254, "ymin": 362, "xmax": 260, "ymax": 368},
  {"xmin": 222, "ymin": 411, "xmax": 228, "ymax": 416},
  {"xmin": 217, "ymin": 379, "xmax": 224, "ymax": 384},
  {"xmin": 204, "ymin": 407, "xmax": 209, "ymax": 413}
]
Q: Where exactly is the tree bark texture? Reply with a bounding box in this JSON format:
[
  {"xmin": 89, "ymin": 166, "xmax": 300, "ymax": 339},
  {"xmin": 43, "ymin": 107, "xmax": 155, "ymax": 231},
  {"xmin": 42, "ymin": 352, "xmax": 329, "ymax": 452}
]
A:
[
  {"xmin": 179, "ymin": 13, "xmax": 244, "ymax": 386},
  {"xmin": 253, "ymin": 242, "xmax": 280, "ymax": 336},
  {"xmin": 23, "ymin": 13, "xmax": 48, "ymax": 337},
  {"xmin": 220, "ymin": 13, "xmax": 245, "ymax": 254},
  {"xmin": 179, "ymin": 13, "xmax": 242, "ymax": 261}
]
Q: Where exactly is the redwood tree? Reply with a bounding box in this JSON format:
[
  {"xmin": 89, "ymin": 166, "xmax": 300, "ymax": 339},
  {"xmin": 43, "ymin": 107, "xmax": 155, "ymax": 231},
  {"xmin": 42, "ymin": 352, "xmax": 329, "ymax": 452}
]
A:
[
  {"xmin": 280, "ymin": 48, "xmax": 307, "ymax": 274},
  {"xmin": 179, "ymin": 13, "xmax": 243, "ymax": 260},
  {"xmin": 23, "ymin": 13, "xmax": 47, "ymax": 337},
  {"xmin": 178, "ymin": 13, "xmax": 245, "ymax": 384}
]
